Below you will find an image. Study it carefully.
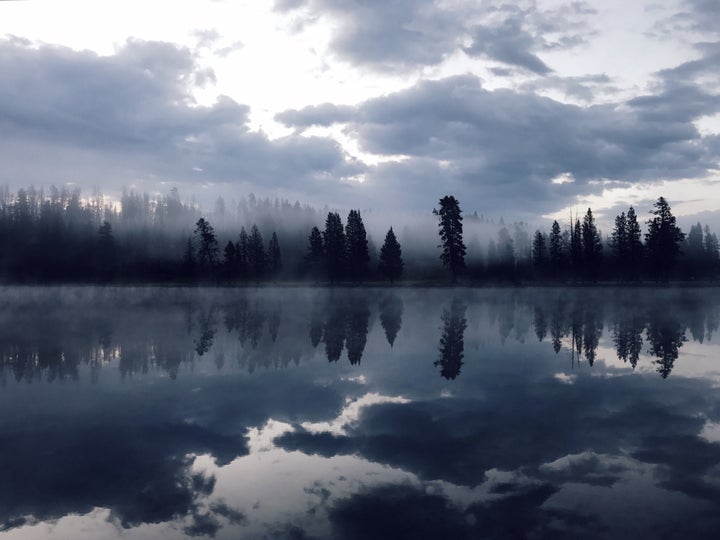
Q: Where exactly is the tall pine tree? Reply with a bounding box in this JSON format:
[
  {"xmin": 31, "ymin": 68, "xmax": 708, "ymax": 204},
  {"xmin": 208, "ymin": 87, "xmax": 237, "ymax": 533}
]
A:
[
  {"xmin": 434, "ymin": 195, "xmax": 466, "ymax": 282},
  {"xmin": 345, "ymin": 210, "xmax": 369, "ymax": 282},
  {"xmin": 378, "ymin": 227, "xmax": 404, "ymax": 284},
  {"xmin": 323, "ymin": 212, "xmax": 345, "ymax": 283}
]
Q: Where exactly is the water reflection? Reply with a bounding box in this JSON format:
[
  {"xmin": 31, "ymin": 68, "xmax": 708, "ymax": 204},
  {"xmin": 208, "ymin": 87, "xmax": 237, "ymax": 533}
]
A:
[
  {"xmin": 2, "ymin": 288, "xmax": 720, "ymax": 383},
  {"xmin": 1, "ymin": 287, "xmax": 720, "ymax": 539}
]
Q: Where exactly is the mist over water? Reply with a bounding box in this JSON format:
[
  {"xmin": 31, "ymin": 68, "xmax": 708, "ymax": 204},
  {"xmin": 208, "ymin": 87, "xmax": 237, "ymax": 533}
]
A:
[{"xmin": 1, "ymin": 286, "xmax": 720, "ymax": 539}]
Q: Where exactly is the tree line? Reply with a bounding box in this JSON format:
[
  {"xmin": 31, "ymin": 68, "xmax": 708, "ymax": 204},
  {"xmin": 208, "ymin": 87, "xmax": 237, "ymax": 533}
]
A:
[{"xmin": 0, "ymin": 185, "xmax": 717, "ymax": 283}]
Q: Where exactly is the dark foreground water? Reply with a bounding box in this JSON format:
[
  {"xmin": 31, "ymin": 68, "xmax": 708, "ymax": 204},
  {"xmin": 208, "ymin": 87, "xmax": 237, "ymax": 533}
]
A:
[{"xmin": 1, "ymin": 286, "xmax": 720, "ymax": 539}]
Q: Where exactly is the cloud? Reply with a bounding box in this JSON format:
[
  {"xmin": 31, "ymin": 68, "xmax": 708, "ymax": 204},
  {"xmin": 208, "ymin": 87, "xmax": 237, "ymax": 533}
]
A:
[
  {"xmin": 274, "ymin": 0, "xmax": 594, "ymax": 73},
  {"xmin": 0, "ymin": 38, "xmax": 363, "ymax": 204},
  {"xmin": 277, "ymin": 74, "xmax": 719, "ymax": 215}
]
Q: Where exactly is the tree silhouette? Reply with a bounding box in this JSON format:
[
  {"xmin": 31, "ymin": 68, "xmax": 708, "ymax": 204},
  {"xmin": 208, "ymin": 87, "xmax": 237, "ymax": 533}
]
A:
[
  {"xmin": 645, "ymin": 197, "xmax": 685, "ymax": 281},
  {"xmin": 96, "ymin": 221, "xmax": 117, "ymax": 281},
  {"xmin": 378, "ymin": 227, "xmax": 404, "ymax": 284},
  {"xmin": 237, "ymin": 227, "xmax": 249, "ymax": 282},
  {"xmin": 223, "ymin": 241, "xmax": 237, "ymax": 281},
  {"xmin": 306, "ymin": 226, "xmax": 325, "ymax": 282},
  {"xmin": 581, "ymin": 208, "xmax": 602, "ymax": 281},
  {"xmin": 345, "ymin": 210, "xmax": 370, "ymax": 282},
  {"xmin": 548, "ymin": 220, "xmax": 564, "ymax": 278},
  {"xmin": 434, "ymin": 196, "xmax": 466, "ymax": 282},
  {"xmin": 610, "ymin": 211, "xmax": 628, "ymax": 280},
  {"xmin": 247, "ymin": 224, "xmax": 266, "ymax": 283},
  {"xmin": 532, "ymin": 230, "xmax": 547, "ymax": 278},
  {"xmin": 323, "ymin": 212, "xmax": 346, "ymax": 283},
  {"xmin": 434, "ymin": 299, "xmax": 467, "ymax": 379},
  {"xmin": 570, "ymin": 218, "xmax": 582, "ymax": 280},
  {"xmin": 379, "ymin": 294, "xmax": 403, "ymax": 347},
  {"xmin": 193, "ymin": 218, "xmax": 219, "ymax": 276},
  {"xmin": 704, "ymin": 225, "xmax": 719, "ymax": 279},
  {"xmin": 613, "ymin": 314, "xmax": 644, "ymax": 369},
  {"xmin": 267, "ymin": 231, "xmax": 282, "ymax": 279}
]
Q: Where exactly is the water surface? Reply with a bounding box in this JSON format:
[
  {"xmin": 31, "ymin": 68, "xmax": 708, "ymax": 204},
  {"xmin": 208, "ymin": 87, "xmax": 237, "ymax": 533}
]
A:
[{"xmin": 1, "ymin": 286, "xmax": 719, "ymax": 539}]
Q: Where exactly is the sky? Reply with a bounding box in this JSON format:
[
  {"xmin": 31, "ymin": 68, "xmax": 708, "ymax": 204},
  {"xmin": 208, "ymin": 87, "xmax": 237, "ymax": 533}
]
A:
[{"xmin": 1, "ymin": 0, "xmax": 719, "ymax": 229}]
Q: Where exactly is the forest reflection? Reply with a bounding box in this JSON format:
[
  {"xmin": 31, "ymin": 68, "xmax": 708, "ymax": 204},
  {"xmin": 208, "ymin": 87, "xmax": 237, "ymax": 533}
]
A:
[{"xmin": 0, "ymin": 288, "xmax": 718, "ymax": 384}]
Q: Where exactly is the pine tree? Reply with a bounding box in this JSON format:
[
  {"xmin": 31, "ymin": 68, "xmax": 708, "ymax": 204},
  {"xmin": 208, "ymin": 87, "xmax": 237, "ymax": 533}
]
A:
[
  {"xmin": 323, "ymin": 212, "xmax": 345, "ymax": 283},
  {"xmin": 267, "ymin": 231, "xmax": 282, "ymax": 279},
  {"xmin": 645, "ymin": 197, "xmax": 684, "ymax": 281},
  {"xmin": 223, "ymin": 240, "xmax": 237, "ymax": 281},
  {"xmin": 434, "ymin": 196, "xmax": 466, "ymax": 282},
  {"xmin": 581, "ymin": 208, "xmax": 602, "ymax": 280},
  {"xmin": 237, "ymin": 227, "xmax": 249, "ymax": 281},
  {"xmin": 570, "ymin": 218, "xmax": 582, "ymax": 280},
  {"xmin": 193, "ymin": 218, "xmax": 219, "ymax": 276},
  {"xmin": 345, "ymin": 210, "xmax": 370, "ymax": 282},
  {"xmin": 532, "ymin": 230, "xmax": 547, "ymax": 277},
  {"xmin": 247, "ymin": 224, "xmax": 266, "ymax": 282},
  {"xmin": 306, "ymin": 226, "xmax": 324, "ymax": 282},
  {"xmin": 704, "ymin": 225, "xmax": 719, "ymax": 279},
  {"xmin": 378, "ymin": 227, "xmax": 404, "ymax": 284},
  {"xmin": 626, "ymin": 206, "xmax": 643, "ymax": 281},
  {"xmin": 611, "ymin": 212, "xmax": 628, "ymax": 279},
  {"xmin": 548, "ymin": 220, "xmax": 563, "ymax": 276}
]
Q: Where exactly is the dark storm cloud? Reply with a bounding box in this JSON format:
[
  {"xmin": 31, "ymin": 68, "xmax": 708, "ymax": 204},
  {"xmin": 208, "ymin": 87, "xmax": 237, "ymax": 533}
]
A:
[
  {"xmin": 275, "ymin": 0, "xmax": 594, "ymax": 73},
  {"xmin": 0, "ymin": 38, "xmax": 363, "ymax": 201},
  {"xmin": 279, "ymin": 74, "xmax": 718, "ymax": 215}
]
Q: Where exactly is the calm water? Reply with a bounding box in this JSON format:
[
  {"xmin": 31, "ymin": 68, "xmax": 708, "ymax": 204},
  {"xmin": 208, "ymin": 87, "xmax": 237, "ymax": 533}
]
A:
[{"xmin": 1, "ymin": 286, "xmax": 720, "ymax": 539}]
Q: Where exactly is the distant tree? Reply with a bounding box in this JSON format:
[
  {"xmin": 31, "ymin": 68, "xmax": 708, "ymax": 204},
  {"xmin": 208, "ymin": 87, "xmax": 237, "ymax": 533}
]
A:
[
  {"xmin": 704, "ymin": 225, "xmax": 719, "ymax": 279},
  {"xmin": 570, "ymin": 218, "xmax": 582, "ymax": 280},
  {"xmin": 323, "ymin": 212, "xmax": 346, "ymax": 283},
  {"xmin": 193, "ymin": 218, "xmax": 219, "ymax": 275},
  {"xmin": 183, "ymin": 236, "xmax": 195, "ymax": 279},
  {"xmin": 247, "ymin": 224, "xmax": 266, "ymax": 282},
  {"xmin": 548, "ymin": 220, "xmax": 563, "ymax": 276},
  {"xmin": 378, "ymin": 227, "xmax": 404, "ymax": 284},
  {"xmin": 532, "ymin": 230, "xmax": 547, "ymax": 277},
  {"xmin": 306, "ymin": 226, "xmax": 324, "ymax": 282},
  {"xmin": 581, "ymin": 208, "xmax": 602, "ymax": 280},
  {"xmin": 345, "ymin": 210, "xmax": 370, "ymax": 282},
  {"xmin": 685, "ymin": 222, "xmax": 705, "ymax": 279},
  {"xmin": 645, "ymin": 197, "xmax": 685, "ymax": 281},
  {"xmin": 236, "ymin": 227, "xmax": 249, "ymax": 281},
  {"xmin": 610, "ymin": 212, "xmax": 628, "ymax": 272},
  {"xmin": 96, "ymin": 221, "xmax": 116, "ymax": 281},
  {"xmin": 267, "ymin": 231, "xmax": 282, "ymax": 279},
  {"xmin": 223, "ymin": 240, "xmax": 237, "ymax": 281},
  {"xmin": 626, "ymin": 206, "xmax": 643, "ymax": 281},
  {"xmin": 434, "ymin": 196, "xmax": 466, "ymax": 282}
]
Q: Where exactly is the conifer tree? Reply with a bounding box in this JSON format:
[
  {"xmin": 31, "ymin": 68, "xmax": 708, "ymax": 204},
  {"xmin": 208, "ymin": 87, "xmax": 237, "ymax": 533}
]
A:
[
  {"xmin": 237, "ymin": 227, "xmax": 249, "ymax": 281},
  {"xmin": 306, "ymin": 226, "xmax": 324, "ymax": 282},
  {"xmin": 345, "ymin": 209, "xmax": 369, "ymax": 282},
  {"xmin": 570, "ymin": 218, "xmax": 582, "ymax": 280},
  {"xmin": 378, "ymin": 227, "xmax": 404, "ymax": 284},
  {"xmin": 549, "ymin": 220, "xmax": 563, "ymax": 275},
  {"xmin": 532, "ymin": 230, "xmax": 547, "ymax": 277},
  {"xmin": 223, "ymin": 240, "xmax": 237, "ymax": 280},
  {"xmin": 581, "ymin": 208, "xmax": 602, "ymax": 280},
  {"xmin": 247, "ymin": 224, "xmax": 266, "ymax": 282},
  {"xmin": 267, "ymin": 231, "xmax": 282, "ymax": 279},
  {"xmin": 626, "ymin": 206, "xmax": 643, "ymax": 281},
  {"xmin": 434, "ymin": 195, "xmax": 466, "ymax": 282},
  {"xmin": 323, "ymin": 212, "xmax": 345, "ymax": 283},
  {"xmin": 645, "ymin": 197, "xmax": 684, "ymax": 281},
  {"xmin": 193, "ymin": 218, "xmax": 219, "ymax": 275}
]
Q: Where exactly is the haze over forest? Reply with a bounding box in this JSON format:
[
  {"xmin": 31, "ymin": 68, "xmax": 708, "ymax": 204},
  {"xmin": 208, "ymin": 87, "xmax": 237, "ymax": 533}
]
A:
[{"xmin": 1, "ymin": 1, "xmax": 720, "ymax": 234}]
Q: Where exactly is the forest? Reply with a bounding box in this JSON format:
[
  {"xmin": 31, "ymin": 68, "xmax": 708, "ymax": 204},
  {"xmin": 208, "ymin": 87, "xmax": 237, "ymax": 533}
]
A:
[{"xmin": 0, "ymin": 185, "xmax": 717, "ymax": 284}]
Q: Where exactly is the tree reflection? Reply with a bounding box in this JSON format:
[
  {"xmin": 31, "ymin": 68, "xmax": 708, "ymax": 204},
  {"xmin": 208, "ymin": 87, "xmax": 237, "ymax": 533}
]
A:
[
  {"xmin": 646, "ymin": 312, "xmax": 687, "ymax": 378},
  {"xmin": 379, "ymin": 294, "xmax": 403, "ymax": 347},
  {"xmin": 346, "ymin": 298, "xmax": 371, "ymax": 365},
  {"xmin": 613, "ymin": 315, "xmax": 645, "ymax": 369},
  {"xmin": 435, "ymin": 299, "xmax": 467, "ymax": 380}
]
